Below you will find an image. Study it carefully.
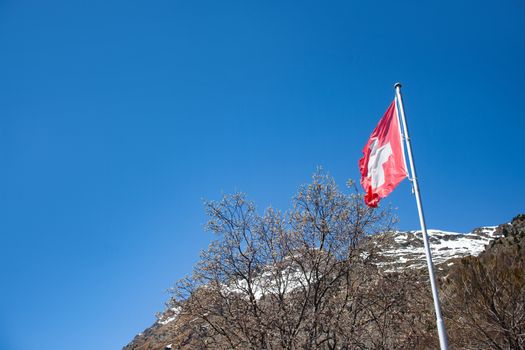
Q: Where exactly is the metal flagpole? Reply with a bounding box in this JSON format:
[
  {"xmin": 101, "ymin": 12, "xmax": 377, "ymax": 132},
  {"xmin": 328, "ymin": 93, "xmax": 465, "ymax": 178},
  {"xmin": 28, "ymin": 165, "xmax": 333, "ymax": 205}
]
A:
[{"xmin": 394, "ymin": 83, "xmax": 449, "ymax": 350}]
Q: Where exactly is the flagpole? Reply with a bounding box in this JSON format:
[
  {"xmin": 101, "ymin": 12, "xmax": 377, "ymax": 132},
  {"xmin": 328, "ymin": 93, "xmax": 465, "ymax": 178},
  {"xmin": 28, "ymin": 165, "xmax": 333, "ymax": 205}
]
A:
[{"xmin": 394, "ymin": 83, "xmax": 449, "ymax": 350}]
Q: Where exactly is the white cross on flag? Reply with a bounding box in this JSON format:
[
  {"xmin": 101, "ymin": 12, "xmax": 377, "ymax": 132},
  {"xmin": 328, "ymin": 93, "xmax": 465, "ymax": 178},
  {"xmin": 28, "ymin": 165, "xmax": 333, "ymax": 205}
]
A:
[{"xmin": 358, "ymin": 100, "xmax": 408, "ymax": 207}]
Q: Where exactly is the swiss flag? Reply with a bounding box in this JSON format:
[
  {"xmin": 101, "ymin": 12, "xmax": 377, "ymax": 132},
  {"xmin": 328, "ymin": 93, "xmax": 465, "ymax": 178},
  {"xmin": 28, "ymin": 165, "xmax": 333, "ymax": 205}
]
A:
[{"xmin": 359, "ymin": 100, "xmax": 408, "ymax": 207}]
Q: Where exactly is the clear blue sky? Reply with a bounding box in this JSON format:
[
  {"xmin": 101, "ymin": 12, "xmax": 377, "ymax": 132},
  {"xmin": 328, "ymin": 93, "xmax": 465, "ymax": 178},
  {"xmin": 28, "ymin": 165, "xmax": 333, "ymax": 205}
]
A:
[{"xmin": 1, "ymin": 0, "xmax": 524, "ymax": 349}]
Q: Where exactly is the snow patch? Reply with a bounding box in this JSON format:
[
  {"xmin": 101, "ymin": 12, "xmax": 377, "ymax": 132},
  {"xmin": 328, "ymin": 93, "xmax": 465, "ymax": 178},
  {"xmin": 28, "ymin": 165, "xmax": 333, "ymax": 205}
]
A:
[
  {"xmin": 157, "ymin": 307, "xmax": 181, "ymax": 325},
  {"xmin": 378, "ymin": 226, "xmax": 501, "ymax": 270}
]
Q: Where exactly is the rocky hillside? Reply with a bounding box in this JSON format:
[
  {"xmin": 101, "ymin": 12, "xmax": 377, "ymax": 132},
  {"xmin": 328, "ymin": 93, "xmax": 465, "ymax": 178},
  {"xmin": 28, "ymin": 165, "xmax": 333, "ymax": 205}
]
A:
[{"xmin": 124, "ymin": 223, "xmax": 506, "ymax": 350}]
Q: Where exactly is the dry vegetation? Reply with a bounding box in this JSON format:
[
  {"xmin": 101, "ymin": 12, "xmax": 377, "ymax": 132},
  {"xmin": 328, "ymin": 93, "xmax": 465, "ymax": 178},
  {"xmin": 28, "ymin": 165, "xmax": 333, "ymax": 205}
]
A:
[{"xmin": 124, "ymin": 174, "xmax": 525, "ymax": 350}]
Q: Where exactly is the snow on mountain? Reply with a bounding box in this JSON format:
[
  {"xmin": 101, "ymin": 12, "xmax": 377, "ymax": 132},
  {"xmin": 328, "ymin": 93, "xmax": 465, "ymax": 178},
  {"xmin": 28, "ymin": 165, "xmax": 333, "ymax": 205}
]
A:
[
  {"xmin": 224, "ymin": 264, "xmax": 309, "ymax": 300},
  {"xmin": 156, "ymin": 307, "xmax": 181, "ymax": 326},
  {"xmin": 153, "ymin": 226, "xmax": 501, "ymax": 326},
  {"xmin": 375, "ymin": 226, "xmax": 500, "ymax": 271}
]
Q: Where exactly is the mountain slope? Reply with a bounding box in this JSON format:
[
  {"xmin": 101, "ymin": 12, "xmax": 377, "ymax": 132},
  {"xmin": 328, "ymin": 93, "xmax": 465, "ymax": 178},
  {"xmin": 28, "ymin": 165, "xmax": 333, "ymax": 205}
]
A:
[{"xmin": 124, "ymin": 224, "xmax": 504, "ymax": 350}]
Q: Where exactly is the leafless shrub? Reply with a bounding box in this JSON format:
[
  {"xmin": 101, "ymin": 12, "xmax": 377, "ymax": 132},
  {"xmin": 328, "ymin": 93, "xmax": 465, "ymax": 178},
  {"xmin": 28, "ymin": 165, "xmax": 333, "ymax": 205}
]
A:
[{"xmin": 442, "ymin": 215, "xmax": 525, "ymax": 350}]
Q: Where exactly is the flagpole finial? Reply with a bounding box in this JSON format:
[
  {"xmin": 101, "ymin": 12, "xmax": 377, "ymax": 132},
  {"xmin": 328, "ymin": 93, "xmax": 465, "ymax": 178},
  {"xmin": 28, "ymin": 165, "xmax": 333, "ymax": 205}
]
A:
[{"xmin": 394, "ymin": 82, "xmax": 402, "ymax": 89}]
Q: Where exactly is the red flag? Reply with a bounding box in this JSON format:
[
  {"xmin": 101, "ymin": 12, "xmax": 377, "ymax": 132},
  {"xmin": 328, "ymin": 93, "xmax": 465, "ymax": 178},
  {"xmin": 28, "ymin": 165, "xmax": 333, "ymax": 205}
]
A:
[{"xmin": 359, "ymin": 100, "xmax": 408, "ymax": 207}]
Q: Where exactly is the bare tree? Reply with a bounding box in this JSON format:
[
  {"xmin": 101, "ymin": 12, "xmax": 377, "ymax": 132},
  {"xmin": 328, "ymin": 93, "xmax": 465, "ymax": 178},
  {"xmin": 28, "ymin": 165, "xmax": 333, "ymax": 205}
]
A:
[{"xmin": 167, "ymin": 171, "xmax": 427, "ymax": 349}]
